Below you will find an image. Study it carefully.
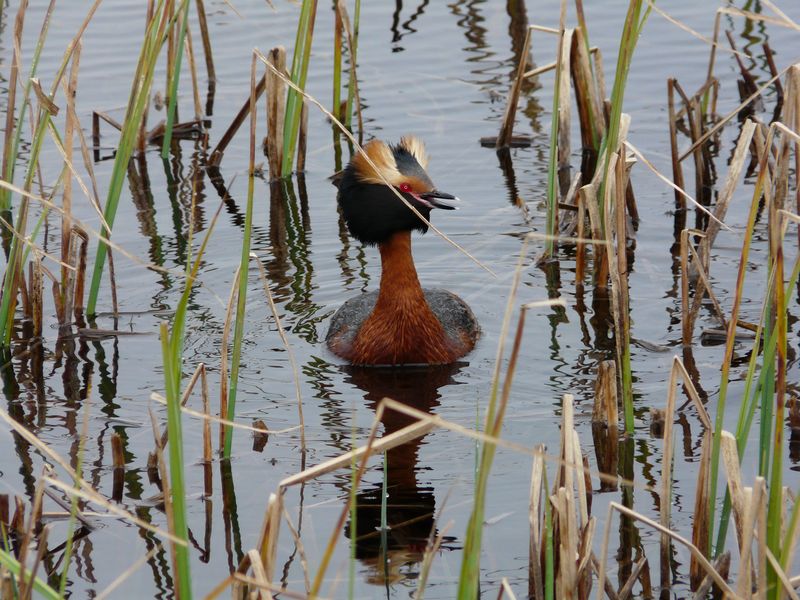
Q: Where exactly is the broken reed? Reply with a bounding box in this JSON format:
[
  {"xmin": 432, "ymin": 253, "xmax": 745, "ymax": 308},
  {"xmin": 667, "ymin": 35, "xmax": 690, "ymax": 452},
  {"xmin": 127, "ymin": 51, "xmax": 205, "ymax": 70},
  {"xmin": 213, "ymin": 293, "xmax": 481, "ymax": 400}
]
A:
[
  {"xmin": 669, "ymin": 48, "xmax": 800, "ymax": 596},
  {"xmin": 504, "ymin": 0, "xmax": 646, "ymax": 433},
  {"xmin": 0, "ymin": 0, "xmax": 85, "ymax": 345}
]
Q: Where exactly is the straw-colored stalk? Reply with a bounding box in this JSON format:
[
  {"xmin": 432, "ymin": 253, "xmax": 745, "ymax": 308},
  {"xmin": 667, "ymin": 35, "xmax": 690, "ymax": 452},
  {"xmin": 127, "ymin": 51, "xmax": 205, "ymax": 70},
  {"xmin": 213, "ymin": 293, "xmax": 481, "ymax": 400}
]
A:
[
  {"xmin": 336, "ymin": 0, "xmax": 363, "ymax": 144},
  {"xmin": 253, "ymin": 256, "xmax": 306, "ymax": 452},
  {"xmin": 266, "ymin": 47, "xmax": 287, "ymax": 180},
  {"xmin": 497, "ymin": 25, "xmax": 533, "ymax": 148},
  {"xmin": 570, "ymin": 26, "xmax": 604, "ymax": 154},
  {"xmin": 343, "ymin": 0, "xmax": 360, "ymax": 131}
]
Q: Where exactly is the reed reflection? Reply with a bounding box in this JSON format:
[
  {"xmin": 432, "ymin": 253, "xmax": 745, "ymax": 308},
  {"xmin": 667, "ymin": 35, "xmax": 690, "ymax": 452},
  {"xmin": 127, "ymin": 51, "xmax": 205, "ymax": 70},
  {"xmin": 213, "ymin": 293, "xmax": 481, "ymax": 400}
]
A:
[{"xmin": 342, "ymin": 364, "xmax": 462, "ymax": 585}]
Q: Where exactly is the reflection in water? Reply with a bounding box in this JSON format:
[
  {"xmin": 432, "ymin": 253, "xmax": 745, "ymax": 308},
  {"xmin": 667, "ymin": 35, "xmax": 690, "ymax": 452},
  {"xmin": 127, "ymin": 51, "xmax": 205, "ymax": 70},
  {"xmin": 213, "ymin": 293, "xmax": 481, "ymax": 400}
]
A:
[
  {"xmin": 390, "ymin": 0, "xmax": 430, "ymax": 51},
  {"xmin": 341, "ymin": 364, "xmax": 463, "ymax": 585}
]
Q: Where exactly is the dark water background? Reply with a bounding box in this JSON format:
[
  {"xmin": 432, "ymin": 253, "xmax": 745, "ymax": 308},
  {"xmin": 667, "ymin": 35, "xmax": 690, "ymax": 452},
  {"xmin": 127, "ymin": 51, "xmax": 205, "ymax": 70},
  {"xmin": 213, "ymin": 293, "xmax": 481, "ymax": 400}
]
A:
[{"xmin": 1, "ymin": 0, "xmax": 799, "ymax": 597}]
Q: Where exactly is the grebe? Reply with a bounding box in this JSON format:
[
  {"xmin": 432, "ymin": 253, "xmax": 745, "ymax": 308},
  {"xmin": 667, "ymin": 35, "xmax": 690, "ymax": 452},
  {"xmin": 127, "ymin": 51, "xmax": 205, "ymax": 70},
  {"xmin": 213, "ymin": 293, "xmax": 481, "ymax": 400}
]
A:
[{"xmin": 326, "ymin": 136, "xmax": 479, "ymax": 366}]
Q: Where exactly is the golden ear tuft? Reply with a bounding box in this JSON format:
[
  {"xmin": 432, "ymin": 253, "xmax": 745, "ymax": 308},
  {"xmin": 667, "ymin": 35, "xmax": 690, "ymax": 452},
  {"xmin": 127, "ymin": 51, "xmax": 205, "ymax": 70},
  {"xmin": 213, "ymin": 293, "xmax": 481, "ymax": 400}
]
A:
[
  {"xmin": 352, "ymin": 140, "xmax": 403, "ymax": 185},
  {"xmin": 398, "ymin": 135, "xmax": 429, "ymax": 170}
]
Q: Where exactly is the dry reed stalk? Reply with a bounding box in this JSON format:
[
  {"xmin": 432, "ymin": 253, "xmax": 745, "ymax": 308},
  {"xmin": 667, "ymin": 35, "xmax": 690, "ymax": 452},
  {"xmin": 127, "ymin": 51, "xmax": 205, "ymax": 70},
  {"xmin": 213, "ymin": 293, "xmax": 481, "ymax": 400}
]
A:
[
  {"xmin": 556, "ymin": 29, "xmax": 574, "ymax": 194},
  {"xmin": 296, "ymin": 101, "xmax": 308, "ymax": 173},
  {"xmin": 22, "ymin": 525, "xmax": 49, "ymax": 600},
  {"xmin": 582, "ymin": 183, "xmax": 607, "ymax": 286},
  {"xmin": 691, "ymin": 551, "xmax": 730, "ymax": 600},
  {"xmin": 599, "ymin": 502, "xmax": 735, "ymax": 599},
  {"xmin": 667, "ymin": 79, "xmax": 686, "ymax": 220},
  {"xmin": 529, "ymin": 445, "xmax": 546, "ymax": 600},
  {"xmin": 577, "ymin": 518, "xmax": 595, "ymax": 599},
  {"xmin": 252, "ymin": 255, "xmax": 306, "ymax": 453},
  {"xmin": 150, "ymin": 393, "xmax": 300, "ymax": 436},
  {"xmin": 62, "ymin": 221, "xmax": 88, "ymax": 322},
  {"xmin": 575, "ymin": 192, "xmax": 587, "ymax": 283},
  {"xmin": 208, "ymin": 74, "xmax": 266, "ymax": 167},
  {"xmin": 592, "ymin": 360, "xmax": 618, "ymax": 491},
  {"xmin": 136, "ymin": 5, "xmax": 155, "ymax": 154},
  {"xmin": 680, "ymin": 65, "xmax": 789, "ymax": 163},
  {"xmin": 279, "ymin": 506, "xmax": 311, "ymax": 594},
  {"xmin": 700, "ymin": 119, "xmax": 756, "ymax": 256},
  {"xmin": 184, "ymin": 27, "xmax": 203, "ymax": 119},
  {"xmin": 570, "ymin": 26, "xmax": 604, "ymax": 153},
  {"xmin": 158, "ymin": 362, "xmax": 206, "ymax": 449},
  {"xmin": 199, "ymin": 364, "xmax": 212, "ymax": 497},
  {"xmin": 265, "ymin": 46, "xmax": 287, "ymax": 180},
  {"xmin": 1, "ymin": 0, "xmax": 27, "ymax": 207},
  {"xmin": 336, "ymin": 0, "xmax": 363, "ymax": 144},
  {"xmin": 61, "ymin": 42, "xmax": 81, "ymax": 291},
  {"xmin": 658, "ymin": 353, "xmax": 682, "ymax": 593},
  {"xmin": 734, "ymin": 481, "xmax": 761, "ymax": 597},
  {"xmin": 0, "ymin": 412, "xmax": 186, "ymax": 546},
  {"xmin": 256, "ymin": 492, "xmax": 282, "ymax": 591},
  {"xmin": 111, "ymin": 432, "xmax": 125, "ymax": 502},
  {"xmin": 28, "ymin": 256, "xmax": 43, "ymax": 338},
  {"xmin": 218, "ymin": 267, "xmax": 241, "ymax": 452},
  {"xmin": 234, "ymin": 549, "xmax": 272, "ymax": 600},
  {"xmin": 194, "ymin": 0, "xmax": 215, "ymax": 84},
  {"xmin": 613, "ymin": 151, "xmax": 629, "ymax": 307},
  {"xmin": 496, "ymin": 578, "xmax": 518, "ymax": 600},
  {"xmin": 559, "ymin": 171, "xmax": 583, "ymax": 235},
  {"xmin": 146, "ymin": 408, "xmax": 178, "ymax": 581},
  {"xmin": 719, "ymin": 432, "xmax": 747, "ymax": 551},
  {"xmin": 616, "ymin": 556, "xmax": 647, "ymax": 600},
  {"xmin": 497, "ymin": 25, "xmax": 533, "ymax": 148},
  {"xmin": 17, "ymin": 471, "xmax": 47, "ymax": 599},
  {"xmin": 689, "ymin": 430, "xmax": 711, "ymax": 590},
  {"xmin": 279, "ymin": 416, "xmax": 435, "ymax": 489}
]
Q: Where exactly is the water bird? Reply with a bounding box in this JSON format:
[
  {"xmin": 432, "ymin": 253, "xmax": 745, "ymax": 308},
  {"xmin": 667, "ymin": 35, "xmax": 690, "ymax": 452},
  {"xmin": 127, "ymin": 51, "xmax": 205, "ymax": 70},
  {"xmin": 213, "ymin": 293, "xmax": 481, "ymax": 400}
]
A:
[{"xmin": 326, "ymin": 136, "xmax": 479, "ymax": 366}]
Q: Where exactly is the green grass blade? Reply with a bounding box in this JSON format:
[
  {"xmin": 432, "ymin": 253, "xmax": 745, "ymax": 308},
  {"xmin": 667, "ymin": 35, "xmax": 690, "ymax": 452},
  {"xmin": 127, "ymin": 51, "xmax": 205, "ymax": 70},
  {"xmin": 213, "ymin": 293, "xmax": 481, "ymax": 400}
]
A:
[
  {"xmin": 87, "ymin": 0, "xmax": 175, "ymax": 314},
  {"xmin": 0, "ymin": 549, "xmax": 61, "ymax": 600},
  {"xmin": 161, "ymin": 0, "xmax": 191, "ymax": 157},
  {"xmin": 222, "ymin": 56, "xmax": 258, "ymax": 458},
  {"xmin": 280, "ymin": 0, "xmax": 318, "ymax": 177},
  {"xmin": 344, "ymin": 0, "xmax": 360, "ymax": 130}
]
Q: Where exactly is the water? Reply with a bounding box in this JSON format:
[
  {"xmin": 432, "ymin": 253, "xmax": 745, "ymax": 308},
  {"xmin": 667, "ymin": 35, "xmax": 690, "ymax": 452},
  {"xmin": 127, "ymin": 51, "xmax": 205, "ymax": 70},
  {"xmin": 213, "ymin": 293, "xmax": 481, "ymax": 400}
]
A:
[{"xmin": 1, "ymin": 0, "xmax": 799, "ymax": 597}]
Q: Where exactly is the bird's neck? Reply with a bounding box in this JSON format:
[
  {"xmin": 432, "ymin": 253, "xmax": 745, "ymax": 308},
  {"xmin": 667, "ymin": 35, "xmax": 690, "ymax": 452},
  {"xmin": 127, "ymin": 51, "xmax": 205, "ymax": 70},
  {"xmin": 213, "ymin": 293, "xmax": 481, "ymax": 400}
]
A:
[
  {"xmin": 349, "ymin": 230, "xmax": 454, "ymax": 365},
  {"xmin": 376, "ymin": 231, "xmax": 425, "ymax": 306}
]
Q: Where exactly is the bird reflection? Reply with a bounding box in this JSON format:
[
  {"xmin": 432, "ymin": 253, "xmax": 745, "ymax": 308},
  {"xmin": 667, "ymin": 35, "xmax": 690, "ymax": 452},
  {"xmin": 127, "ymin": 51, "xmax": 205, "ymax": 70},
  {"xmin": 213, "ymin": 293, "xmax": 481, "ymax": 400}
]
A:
[{"xmin": 341, "ymin": 363, "xmax": 463, "ymax": 585}]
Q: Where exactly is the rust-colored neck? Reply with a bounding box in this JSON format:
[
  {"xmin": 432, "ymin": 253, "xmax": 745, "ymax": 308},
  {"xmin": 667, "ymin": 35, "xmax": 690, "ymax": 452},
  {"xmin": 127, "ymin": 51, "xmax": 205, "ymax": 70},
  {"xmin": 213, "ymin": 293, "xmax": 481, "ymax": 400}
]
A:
[
  {"xmin": 375, "ymin": 231, "xmax": 425, "ymax": 309},
  {"xmin": 350, "ymin": 231, "xmax": 454, "ymax": 365}
]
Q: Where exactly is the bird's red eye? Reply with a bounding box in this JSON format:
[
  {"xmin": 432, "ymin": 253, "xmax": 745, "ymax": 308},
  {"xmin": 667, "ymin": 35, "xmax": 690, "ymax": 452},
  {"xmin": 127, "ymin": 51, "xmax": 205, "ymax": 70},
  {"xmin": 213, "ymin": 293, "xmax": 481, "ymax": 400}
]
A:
[{"xmin": 399, "ymin": 182, "xmax": 412, "ymax": 193}]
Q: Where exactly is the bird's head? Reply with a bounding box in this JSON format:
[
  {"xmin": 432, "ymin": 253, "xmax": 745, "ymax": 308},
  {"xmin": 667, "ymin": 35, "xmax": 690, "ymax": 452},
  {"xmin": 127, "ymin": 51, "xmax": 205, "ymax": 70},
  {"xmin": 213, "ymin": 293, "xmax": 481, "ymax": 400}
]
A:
[{"xmin": 334, "ymin": 136, "xmax": 459, "ymax": 245}]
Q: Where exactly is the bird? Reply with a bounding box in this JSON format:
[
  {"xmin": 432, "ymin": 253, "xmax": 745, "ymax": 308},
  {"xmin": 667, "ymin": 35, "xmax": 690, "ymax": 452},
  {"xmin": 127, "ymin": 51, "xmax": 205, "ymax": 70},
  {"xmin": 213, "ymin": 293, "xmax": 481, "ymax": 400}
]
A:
[{"xmin": 326, "ymin": 136, "xmax": 479, "ymax": 366}]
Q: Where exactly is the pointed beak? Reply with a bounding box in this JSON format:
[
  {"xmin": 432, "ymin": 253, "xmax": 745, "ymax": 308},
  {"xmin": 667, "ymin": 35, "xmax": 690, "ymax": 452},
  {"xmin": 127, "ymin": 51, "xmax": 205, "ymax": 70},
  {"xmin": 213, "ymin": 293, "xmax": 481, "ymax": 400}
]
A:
[{"xmin": 419, "ymin": 190, "xmax": 460, "ymax": 210}]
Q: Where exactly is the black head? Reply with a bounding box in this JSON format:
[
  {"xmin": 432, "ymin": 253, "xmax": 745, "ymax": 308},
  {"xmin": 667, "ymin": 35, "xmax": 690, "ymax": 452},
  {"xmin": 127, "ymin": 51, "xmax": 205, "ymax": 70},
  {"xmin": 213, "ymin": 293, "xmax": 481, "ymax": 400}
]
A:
[{"xmin": 335, "ymin": 136, "xmax": 459, "ymax": 246}]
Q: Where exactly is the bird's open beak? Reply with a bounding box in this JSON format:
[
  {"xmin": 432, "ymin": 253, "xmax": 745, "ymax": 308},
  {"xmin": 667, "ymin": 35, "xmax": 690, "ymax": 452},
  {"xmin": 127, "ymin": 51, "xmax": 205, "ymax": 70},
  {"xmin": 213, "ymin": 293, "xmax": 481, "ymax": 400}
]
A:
[{"xmin": 419, "ymin": 190, "xmax": 460, "ymax": 210}]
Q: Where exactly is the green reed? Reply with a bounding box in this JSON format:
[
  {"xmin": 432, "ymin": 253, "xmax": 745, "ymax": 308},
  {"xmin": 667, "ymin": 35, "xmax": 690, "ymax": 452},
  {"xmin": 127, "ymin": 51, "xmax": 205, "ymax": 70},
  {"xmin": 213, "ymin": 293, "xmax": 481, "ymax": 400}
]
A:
[
  {"xmin": 0, "ymin": 547, "xmax": 61, "ymax": 600},
  {"xmin": 222, "ymin": 55, "xmax": 258, "ymax": 458},
  {"xmin": 599, "ymin": 0, "xmax": 650, "ymax": 434},
  {"xmin": 281, "ymin": 0, "xmax": 318, "ymax": 177},
  {"xmin": 161, "ymin": 0, "xmax": 191, "ymax": 157},
  {"xmin": 158, "ymin": 189, "xmax": 221, "ymax": 600},
  {"xmin": 87, "ymin": 0, "xmax": 186, "ymax": 315},
  {"xmin": 344, "ymin": 0, "xmax": 360, "ymax": 131}
]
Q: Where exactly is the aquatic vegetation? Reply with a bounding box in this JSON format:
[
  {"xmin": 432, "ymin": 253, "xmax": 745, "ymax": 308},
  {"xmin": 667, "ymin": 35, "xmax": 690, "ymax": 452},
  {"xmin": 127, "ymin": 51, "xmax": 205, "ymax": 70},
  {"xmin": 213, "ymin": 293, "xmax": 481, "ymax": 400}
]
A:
[{"xmin": 0, "ymin": 1, "xmax": 798, "ymax": 598}]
